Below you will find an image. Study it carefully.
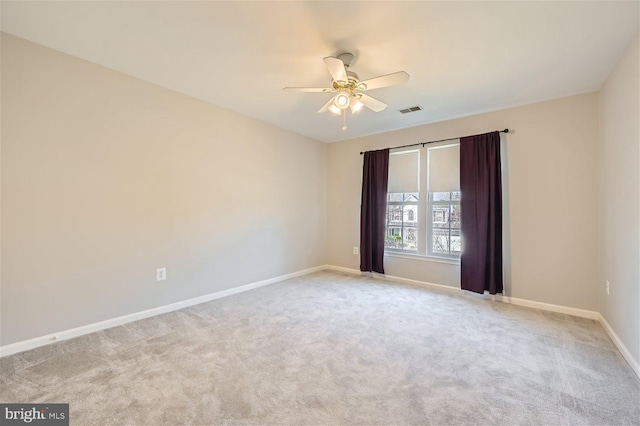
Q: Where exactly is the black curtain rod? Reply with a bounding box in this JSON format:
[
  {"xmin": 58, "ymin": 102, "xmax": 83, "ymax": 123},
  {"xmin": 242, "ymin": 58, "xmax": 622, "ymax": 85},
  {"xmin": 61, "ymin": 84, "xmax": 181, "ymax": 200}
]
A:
[{"xmin": 359, "ymin": 129, "xmax": 510, "ymax": 155}]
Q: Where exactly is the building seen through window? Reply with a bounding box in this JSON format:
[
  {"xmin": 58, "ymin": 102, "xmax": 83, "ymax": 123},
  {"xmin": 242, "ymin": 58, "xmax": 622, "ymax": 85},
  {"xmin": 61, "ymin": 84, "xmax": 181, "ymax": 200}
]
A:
[{"xmin": 385, "ymin": 193, "xmax": 418, "ymax": 251}]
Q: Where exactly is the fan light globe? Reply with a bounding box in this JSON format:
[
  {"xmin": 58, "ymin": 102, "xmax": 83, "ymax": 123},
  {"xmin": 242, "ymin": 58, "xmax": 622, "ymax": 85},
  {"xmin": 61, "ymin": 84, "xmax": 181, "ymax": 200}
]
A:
[
  {"xmin": 334, "ymin": 93, "xmax": 350, "ymax": 109},
  {"xmin": 351, "ymin": 95, "xmax": 364, "ymax": 112},
  {"xmin": 328, "ymin": 104, "xmax": 341, "ymax": 115}
]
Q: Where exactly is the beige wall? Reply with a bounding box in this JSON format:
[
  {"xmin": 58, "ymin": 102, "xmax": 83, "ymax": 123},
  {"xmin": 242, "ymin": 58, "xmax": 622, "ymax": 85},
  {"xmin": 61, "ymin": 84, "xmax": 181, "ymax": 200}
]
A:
[
  {"xmin": 328, "ymin": 93, "xmax": 600, "ymax": 310},
  {"xmin": 597, "ymin": 33, "xmax": 639, "ymax": 364},
  {"xmin": 3, "ymin": 29, "xmax": 636, "ymax": 359},
  {"xmin": 0, "ymin": 34, "xmax": 327, "ymax": 346}
]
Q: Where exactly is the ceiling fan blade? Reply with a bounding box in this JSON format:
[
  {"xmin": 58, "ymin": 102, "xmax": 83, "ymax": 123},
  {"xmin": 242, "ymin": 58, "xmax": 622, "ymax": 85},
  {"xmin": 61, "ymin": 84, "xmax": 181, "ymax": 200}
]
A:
[
  {"xmin": 357, "ymin": 71, "xmax": 409, "ymax": 91},
  {"xmin": 359, "ymin": 94, "xmax": 387, "ymax": 112},
  {"xmin": 323, "ymin": 56, "xmax": 348, "ymax": 84},
  {"xmin": 317, "ymin": 97, "xmax": 335, "ymax": 113},
  {"xmin": 283, "ymin": 87, "xmax": 334, "ymax": 93}
]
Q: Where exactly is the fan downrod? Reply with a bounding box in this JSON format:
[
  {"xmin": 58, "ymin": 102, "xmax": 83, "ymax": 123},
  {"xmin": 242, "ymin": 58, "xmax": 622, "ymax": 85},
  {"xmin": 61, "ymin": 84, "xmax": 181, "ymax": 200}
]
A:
[{"xmin": 337, "ymin": 52, "xmax": 355, "ymax": 68}]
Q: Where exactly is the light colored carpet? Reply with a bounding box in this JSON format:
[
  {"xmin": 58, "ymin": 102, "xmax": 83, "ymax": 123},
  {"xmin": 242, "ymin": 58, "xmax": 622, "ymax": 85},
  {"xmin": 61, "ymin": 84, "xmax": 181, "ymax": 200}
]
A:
[{"xmin": 1, "ymin": 270, "xmax": 638, "ymax": 425}]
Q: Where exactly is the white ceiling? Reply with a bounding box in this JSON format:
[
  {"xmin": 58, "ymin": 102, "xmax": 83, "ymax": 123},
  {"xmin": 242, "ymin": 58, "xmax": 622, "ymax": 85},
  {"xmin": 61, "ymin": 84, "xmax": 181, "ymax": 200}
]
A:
[{"xmin": 2, "ymin": 1, "xmax": 638, "ymax": 143}]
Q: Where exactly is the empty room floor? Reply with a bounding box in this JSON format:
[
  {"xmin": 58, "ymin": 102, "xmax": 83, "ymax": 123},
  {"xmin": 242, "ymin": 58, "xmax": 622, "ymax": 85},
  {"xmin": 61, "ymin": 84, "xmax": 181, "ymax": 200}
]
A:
[{"xmin": 1, "ymin": 270, "xmax": 638, "ymax": 425}]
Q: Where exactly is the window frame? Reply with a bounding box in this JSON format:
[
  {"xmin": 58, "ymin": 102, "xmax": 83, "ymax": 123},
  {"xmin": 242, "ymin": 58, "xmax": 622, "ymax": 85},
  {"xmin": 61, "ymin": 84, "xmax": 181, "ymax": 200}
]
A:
[
  {"xmin": 383, "ymin": 142, "xmax": 462, "ymax": 263},
  {"xmin": 425, "ymin": 142, "xmax": 461, "ymax": 261}
]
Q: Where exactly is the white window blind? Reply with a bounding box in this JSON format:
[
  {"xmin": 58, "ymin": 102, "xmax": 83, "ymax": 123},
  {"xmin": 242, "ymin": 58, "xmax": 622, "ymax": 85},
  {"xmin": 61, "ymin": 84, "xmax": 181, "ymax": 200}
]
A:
[
  {"xmin": 428, "ymin": 144, "xmax": 460, "ymax": 193},
  {"xmin": 388, "ymin": 150, "xmax": 419, "ymax": 193}
]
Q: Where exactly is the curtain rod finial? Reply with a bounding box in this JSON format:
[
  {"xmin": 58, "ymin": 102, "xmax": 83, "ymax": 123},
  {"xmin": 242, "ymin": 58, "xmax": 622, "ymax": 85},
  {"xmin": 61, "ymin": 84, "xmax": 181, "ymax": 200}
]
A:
[{"xmin": 503, "ymin": 128, "xmax": 509, "ymax": 133}]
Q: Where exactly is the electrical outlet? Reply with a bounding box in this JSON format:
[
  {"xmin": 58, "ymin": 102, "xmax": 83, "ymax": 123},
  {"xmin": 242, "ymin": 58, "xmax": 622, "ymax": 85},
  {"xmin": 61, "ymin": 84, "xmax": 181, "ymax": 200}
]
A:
[
  {"xmin": 157, "ymin": 267, "xmax": 167, "ymax": 281},
  {"xmin": 353, "ymin": 246, "xmax": 359, "ymax": 255},
  {"xmin": 606, "ymin": 280, "xmax": 610, "ymax": 295}
]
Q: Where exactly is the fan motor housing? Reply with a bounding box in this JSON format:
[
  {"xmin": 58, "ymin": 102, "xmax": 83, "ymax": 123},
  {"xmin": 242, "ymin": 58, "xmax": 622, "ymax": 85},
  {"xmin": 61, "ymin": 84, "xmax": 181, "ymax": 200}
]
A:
[
  {"xmin": 333, "ymin": 71, "xmax": 360, "ymax": 90},
  {"xmin": 346, "ymin": 70, "xmax": 359, "ymax": 82},
  {"xmin": 337, "ymin": 52, "xmax": 355, "ymax": 67}
]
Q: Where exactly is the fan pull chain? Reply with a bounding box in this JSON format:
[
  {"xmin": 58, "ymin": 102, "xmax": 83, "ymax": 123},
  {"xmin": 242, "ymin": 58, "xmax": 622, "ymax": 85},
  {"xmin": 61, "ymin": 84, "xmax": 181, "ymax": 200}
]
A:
[{"xmin": 342, "ymin": 109, "xmax": 347, "ymax": 131}]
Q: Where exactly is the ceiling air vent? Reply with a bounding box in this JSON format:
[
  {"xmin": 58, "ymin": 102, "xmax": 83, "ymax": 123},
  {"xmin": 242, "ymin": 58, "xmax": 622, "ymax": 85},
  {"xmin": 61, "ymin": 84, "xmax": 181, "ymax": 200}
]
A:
[{"xmin": 399, "ymin": 106, "xmax": 423, "ymax": 114}]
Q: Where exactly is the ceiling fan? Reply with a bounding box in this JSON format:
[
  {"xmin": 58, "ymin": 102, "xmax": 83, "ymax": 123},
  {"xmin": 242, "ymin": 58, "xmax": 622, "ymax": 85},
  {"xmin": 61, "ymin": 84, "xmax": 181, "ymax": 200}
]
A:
[{"xmin": 283, "ymin": 52, "xmax": 409, "ymax": 127}]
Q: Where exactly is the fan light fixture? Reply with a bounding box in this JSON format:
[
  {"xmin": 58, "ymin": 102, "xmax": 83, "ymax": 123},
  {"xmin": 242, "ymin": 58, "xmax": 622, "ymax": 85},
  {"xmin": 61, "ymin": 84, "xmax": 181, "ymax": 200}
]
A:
[
  {"xmin": 328, "ymin": 104, "xmax": 341, "ymax": 115},
  {"xmin": 334, "ymin": 92, "xmax": 350, "ymax": 109},
  {"xmin": 283, "ymin": 52, "xmax": 410, "ymax": 128},
  {"xmin": 350, "ymin": 94, "xmax": 364, "ymax": 112}
]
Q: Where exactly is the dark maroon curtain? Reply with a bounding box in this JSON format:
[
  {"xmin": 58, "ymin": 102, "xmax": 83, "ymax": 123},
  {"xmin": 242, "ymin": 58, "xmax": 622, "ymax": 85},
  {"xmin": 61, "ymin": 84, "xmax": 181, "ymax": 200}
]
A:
[
  {"xmin": 460, "ymin": 131, "xmax": 503, "ymax": 294},
  {"xmin": 360, "ymin": 149, "xmax": 389, "ymax": 274}
]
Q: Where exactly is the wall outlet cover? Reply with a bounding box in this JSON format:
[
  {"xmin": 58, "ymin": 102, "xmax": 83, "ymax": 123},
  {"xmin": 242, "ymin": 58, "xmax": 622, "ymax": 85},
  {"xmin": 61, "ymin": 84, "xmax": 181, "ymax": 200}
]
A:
[{"xmin": 157, "ymin": 267, "xmax": 167, "ymax": 281}]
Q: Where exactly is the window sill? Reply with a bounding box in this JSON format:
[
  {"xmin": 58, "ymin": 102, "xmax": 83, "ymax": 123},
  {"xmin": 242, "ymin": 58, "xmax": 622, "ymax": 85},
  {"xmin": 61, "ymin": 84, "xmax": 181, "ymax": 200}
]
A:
[{"xmin": 384, "ymin": 252, "xmax": 460, "ymax": 266}]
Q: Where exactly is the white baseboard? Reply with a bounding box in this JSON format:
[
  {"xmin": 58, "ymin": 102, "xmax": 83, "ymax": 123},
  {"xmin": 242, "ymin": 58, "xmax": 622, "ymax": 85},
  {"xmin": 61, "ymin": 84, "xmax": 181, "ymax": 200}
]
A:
[
  {"xmin": 321, "ymin": 264, "xmax": 364, "ymax": 276},
  {"xmin": 486, "ymin": 295, "xmax": 600, "ymax": 320},
  {"xmin": 323, "ymin": 264, "xmax": 599, "ymax": 319},
  {"xmin": 324, "ymin": 265, "xmax": 463, "ymax": 295},
  {"xmin": 598, "ymin": 313, "xmax": 640, "ymax": 378},
  {"xmin": 0, "ymin": 265, "xmax": 325, "ymax": 358},
  {"xmin": 4, "ymin": 263, "xmax": 639, "ymax": 380},
  {"xmin": 323, "ymin": 264, "xmax": 637, "ymax": 379}
]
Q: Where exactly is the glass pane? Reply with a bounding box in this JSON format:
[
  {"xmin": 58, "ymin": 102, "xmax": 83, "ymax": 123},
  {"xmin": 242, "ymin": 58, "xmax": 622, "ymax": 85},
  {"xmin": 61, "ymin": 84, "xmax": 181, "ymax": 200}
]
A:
[
  {"xmin": 385, "ymin": 227, "xmax": 402, "ymax": 249},
  {"xmin": 428, "ymin": 192, "xmax": 462, "ymax": 257},
  {"xmin": 387, "ymin": 205, "xmax": 402, "ymax": 225},
  {"xmin": 404, "ymin": 205, "xmax": 418, "ymax": 224},
  {"xmin": 385, "ymin": 193, "xmax": 420, "ymax": 252},
  {"xmin": 432, "ymin": 208, "xmax": 448, "ymax": 227},
  {"xmin": 388, "ymin": 193, "xmax": 403, "ymax": 202},
  {"xmin": 403, "ymin": 226, "xmax": 418, "ymax": 250},
  {"xmin": 450, "ymin": 231, "xmax": 462, "ymax": 254},
  {"xmin": 404, "ymin": 192, "xmax": 419, "ymax": 202},
  {"xmin": 432, "ymin": 229, "xmax": 450, "ymax": 254},
  {"xmin": 450, "ymin": 203, "xmax": 461, "ymax": 229},
  {"xmin": 432, "ymin": 192, "xmax": 450, "ymax": 201}
]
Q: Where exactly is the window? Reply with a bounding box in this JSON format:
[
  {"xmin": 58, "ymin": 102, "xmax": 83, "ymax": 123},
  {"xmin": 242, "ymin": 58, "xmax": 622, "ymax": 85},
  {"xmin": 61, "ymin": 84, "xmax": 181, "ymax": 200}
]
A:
[
  {"xmin": 385, "ymin": 193, "xmax": 418, "ymax": 251},
  {"xmin": 384, "ymin": 142, "xmax": 461, "ymax": 260},
  {"xmin": 385, "ymin": 150, "xmax": 420, "ymax": 252},
  {"xmin": 426, "ymin": 144, "xmax": 461, "ymax": 259},
  {"xmin": 428, "ymin": 191, "xmax": 461, "ymax": 257}
]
